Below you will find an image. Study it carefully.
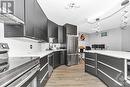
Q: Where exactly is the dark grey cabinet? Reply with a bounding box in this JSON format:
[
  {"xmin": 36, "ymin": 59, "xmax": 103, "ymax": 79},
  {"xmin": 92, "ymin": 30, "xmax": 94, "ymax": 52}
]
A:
[
  {"xmin": 85, "ymin": 52, "xmax": 125, "ymax": 87},
  {"xmin": 64, "ymin": 23, "xmax": 77, "ymax": 35},
  {"xmin": 85, "ymin": 52, "xmax": 97, "ymax": 76},
  {"xmin": 60, "ymin": 51, "xmax": 67, "ymax": 65},
  {"xmin": 58, "ymin": 25, "xmax": 66, "ymax": 43},
  {"xmin": 58, "ymin": 25, "xmax": 63, "ymax": 43},
  {"xmin": 34, "ymin": 1, "xmax": 48, "ymax": 41},
  {"xmin": 25, "ymin": 0, "xmax": 35, "ymax": 38},
  {"xmin": 53, "ymin": 51, "xmax": 60, "ymax": 69},
  {"xmin": 48, "ymin": 20, "xmax": 58, "ymax": 43},
  {"xmin": 97, "ymin": 54, "xmax": 124, "ymax": 87},
  {"xmin": 48, "ymin": 53, "xmax": 54, "ymax": 68},
  {"xmin": 38, "ymin": 56, "xmax": 49, "ymax": 87},
  {"xmin": 4, "ymin": 0, "xmax": 48, "ymax": 41},
  {"xmin": 14, "ymin": 0, "xmax": 25, "ymax": 21}
]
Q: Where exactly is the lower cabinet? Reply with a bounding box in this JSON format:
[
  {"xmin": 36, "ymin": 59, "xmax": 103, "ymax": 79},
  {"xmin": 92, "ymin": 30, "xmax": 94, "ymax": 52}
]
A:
[
  {"xmin": 85, "ymin": 65, "xmax": 96, "ymax": 75},
  {"xmin": 97, "ymin": 54, "xmax": 125, "ymax": 87},
  {"xmin": 98, "ymin": 69, "xmax": 122, "ymax": 87},
  {"xmin": 85, "ymin": 52, "xmax": 125, "ymax": 87},
  {"xmin": 60, "ymin": 51, "xmax": 67, "ymax": 65},
  {"xmin": 54, "ymin": 51, "xmax": 60, "ymax": 69},
  {"xmin": 85, "ymin": 52, "xmax": 97, "ymax": 76},
  {"xmin": 38, "ymin": 51, "xmax": 67, "ymax": 87},
  {"xmin": 38, "ymin": 56, "xmax": 49, "ymax": 87}
]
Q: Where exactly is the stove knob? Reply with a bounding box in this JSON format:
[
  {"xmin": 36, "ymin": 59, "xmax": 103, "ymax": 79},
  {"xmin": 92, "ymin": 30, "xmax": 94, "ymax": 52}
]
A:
[{"xmin": 2, "ymin": 45, "xmax": 7, "ymax": 48}]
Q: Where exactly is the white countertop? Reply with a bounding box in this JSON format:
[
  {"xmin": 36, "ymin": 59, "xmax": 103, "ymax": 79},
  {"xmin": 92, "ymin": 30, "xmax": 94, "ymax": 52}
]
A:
[
  {"xmin": 84, "ymin": 50, "xmax": 130, "ymax": 59},
  {"xmin": 9, "ymin": 49, "xmax": 67, "ymax": 58}
]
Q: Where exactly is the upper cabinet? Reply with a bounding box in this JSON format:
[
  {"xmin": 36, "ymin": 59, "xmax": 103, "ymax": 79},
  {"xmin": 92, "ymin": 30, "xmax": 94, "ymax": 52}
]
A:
[
  {"xmin": 58, "ymin": 25, "xmax": 66, "ymax": 43},
  {"xmin": 14, "ymin": 0, "xmax": 25, "ymax": 21},
  {"xmin": 4, "ymin": 0, "xmax": 48, "ymax": 42},
  {"xmin": 33, "ymin": 0, "xmax": 48, "ymax": 41},
  {"xmin": 64, "ymin": 23, "xmax": 77, "ymax": 35},
  {"xmin": 48, "ymin": 20, "xmax": 58, "ymax": 43},
  {"xmin": 25, "ymin": 0, "xmax": 35, "ymax": 38}
]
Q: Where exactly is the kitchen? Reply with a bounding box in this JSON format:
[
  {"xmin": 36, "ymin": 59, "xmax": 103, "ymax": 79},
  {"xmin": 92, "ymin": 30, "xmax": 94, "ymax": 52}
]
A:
[{"xmin": 0, "ymin": 0, "xmax": 130, "ymax": 87}]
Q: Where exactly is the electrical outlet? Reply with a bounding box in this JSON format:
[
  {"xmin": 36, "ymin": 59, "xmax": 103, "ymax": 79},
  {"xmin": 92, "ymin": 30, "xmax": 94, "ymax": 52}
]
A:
[{"xmin": 30, "ymin": 45, "xmax": 33, "ymax": 49}]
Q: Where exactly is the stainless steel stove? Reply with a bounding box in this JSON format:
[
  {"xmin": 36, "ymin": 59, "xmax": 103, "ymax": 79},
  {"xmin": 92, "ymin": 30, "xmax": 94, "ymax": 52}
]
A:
[{"xmin": 0, "ymin": 43, "xmax": 9, "ymax": 73}]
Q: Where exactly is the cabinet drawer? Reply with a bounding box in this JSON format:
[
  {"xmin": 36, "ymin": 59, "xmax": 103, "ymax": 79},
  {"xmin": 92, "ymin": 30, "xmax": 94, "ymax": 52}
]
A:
[
  {"xmin": 98, "ymin": 69, "xmax": 123, "ymax": 87},
  {"xmin": 39, "ymin": 64, "xmax": 48, "ymax": 80},
  {"xmin": 40, "ymin": 56, "xmax": 48, "ymax": 68},
  {"xmin": 98, "ymin": 62, "xmax": 124, "ymax": 83},
  {"xmin": 85, "ymin": 65, "xmax": 96, "ymax": 75},
  {"xmin": 40, "ymin": 73, "xmax": 49, "ymax": 87},
  {"xmin": 85, "ymin": 53, "xmax": 96, "ymax": 59},
  {"xmin": 97, "ymin": 54, "xmax": 124, "ymax": 71},
  {"xmin": 85, "ymin": 59, "xmax": 95, "ymax": 67}
]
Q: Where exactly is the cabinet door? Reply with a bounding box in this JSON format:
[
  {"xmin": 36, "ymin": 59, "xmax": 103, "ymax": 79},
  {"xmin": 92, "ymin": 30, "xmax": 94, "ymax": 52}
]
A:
[
  {"xmin": 54, "ymin": 52, "xmax": 60, "ymax": 68},
  {"xmin": 63, "ymin": 28, "xmax": 66, "ymax": 43},
  {"xmin": 33, "ymin": 0, "xmax": 42, "ymax": 40},
  {"xmin": 25, "ymin": 0, "xmax": 34, "ymax": 38},
  {"xmin": 14, "ymin": 0, "xmax": 24, "ymax": 21},
  {"xmin": 58, "ymin": 25, "xmax": 63, "ymax": 43},
  {"xmin": 48, "ymin": 20, "xmax": 58, "ymax": 43},
  {"xmin": 49, "ymin": 53, "xmax": 54, "ymax": 67},
  {"xmin": 60, "ymin": 51, "xmax": 67, "ymax": 65},
  {"xmin": 33, "ymin": 1, "xmax": 48, "ymax": 41},
  {"xmin": 58, "ymin": 25, "xmax": 66, "ymax": 43},
  {"xmin": 64, "ymin": 24, "xmax": 77, "ymax": 35}
]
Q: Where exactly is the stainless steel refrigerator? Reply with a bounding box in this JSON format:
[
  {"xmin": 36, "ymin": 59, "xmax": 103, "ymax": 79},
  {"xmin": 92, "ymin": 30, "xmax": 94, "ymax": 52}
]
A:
[{"xmin": 67, "ymin": 35, "xmax": 79, "ymax": 66}]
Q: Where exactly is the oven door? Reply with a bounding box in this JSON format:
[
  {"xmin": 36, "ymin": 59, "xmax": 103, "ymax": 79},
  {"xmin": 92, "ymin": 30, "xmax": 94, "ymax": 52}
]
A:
[{"xmin": 7, "ymin": 65, "xmax": 39, "ymax": 87}]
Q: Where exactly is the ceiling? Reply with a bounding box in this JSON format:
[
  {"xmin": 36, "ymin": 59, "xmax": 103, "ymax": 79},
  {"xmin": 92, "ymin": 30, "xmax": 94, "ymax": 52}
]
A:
[{"xmin": 38, "ymin": 0, "xmax": 130, "ymax": 33}]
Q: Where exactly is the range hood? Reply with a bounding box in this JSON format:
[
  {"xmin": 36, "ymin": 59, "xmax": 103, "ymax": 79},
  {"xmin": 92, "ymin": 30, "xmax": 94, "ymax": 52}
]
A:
[{"xmin": 0, "ymin": 8, "xmax": 24, "ymax": 24}]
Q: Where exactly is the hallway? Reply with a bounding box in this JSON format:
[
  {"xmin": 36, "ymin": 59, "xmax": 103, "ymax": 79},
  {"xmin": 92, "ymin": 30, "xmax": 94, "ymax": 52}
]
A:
[{"xmin": 45, "ymin": 61, "xmax": 107, "ymax": 87}]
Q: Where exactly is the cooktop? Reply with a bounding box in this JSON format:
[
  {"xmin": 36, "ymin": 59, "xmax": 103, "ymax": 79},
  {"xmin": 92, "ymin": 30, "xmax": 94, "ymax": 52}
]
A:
[{"xmin": 0, "ymin": 57, "xmax": 39, "ymax": 74}]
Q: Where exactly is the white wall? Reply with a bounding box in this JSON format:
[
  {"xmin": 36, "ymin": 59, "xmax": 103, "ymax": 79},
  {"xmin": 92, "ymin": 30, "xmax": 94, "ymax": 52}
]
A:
[
  {"xmin": 122, "ymin": 26, "xmax": 130, "ymax": 52},
  {"xmin": 0, "ymin": 23, "xmax": 48, "ymax": 55},
  {"xmin": 88, "ymin": 28, "xmax": 122, "ymax": 51}
]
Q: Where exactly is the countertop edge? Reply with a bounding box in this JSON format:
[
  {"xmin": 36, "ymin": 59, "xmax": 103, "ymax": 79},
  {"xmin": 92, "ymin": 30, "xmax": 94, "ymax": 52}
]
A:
[{"xmin": 84, "ymin": 50, "xmax": 130, "ymax": 59}]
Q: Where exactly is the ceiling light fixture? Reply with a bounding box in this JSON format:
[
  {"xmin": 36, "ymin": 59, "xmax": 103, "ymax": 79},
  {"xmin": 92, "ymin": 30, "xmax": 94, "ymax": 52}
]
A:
[
  {"xmin": 87, "ymin": 0, "xmax": 130, "ymax": 24},
  {"xmin": 65, "ymin": 1, "xmax": 80, "ymax": 9},
  {"xmin": 92, "ymin": 18, "xmax": 101, "ymax": 32},
  {"xmin": 120, "ymin": 6, "xmax": 129, "ymax": 30}
]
